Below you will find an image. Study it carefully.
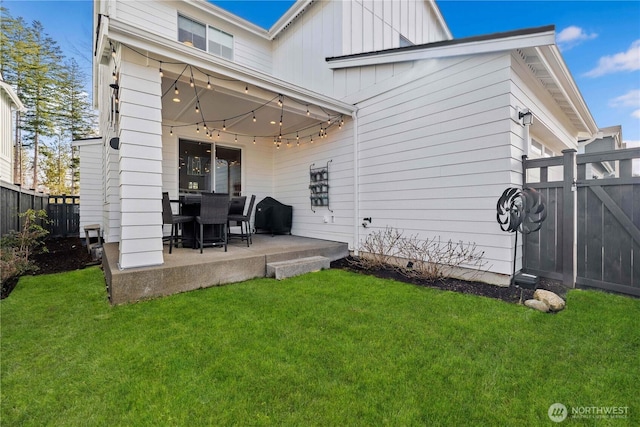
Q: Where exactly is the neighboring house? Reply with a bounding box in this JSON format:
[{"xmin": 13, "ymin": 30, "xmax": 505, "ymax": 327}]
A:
[
  {"xmin": 0, "ymin": 72, "xmax": 25, "ymax": 184},
  {"xmin": 86, "ymin": 0, "xmax": 605, "ymax": 283},
  {"xmin": 578, "ymin": 125, "xmax": 624, "ymax": 179}
]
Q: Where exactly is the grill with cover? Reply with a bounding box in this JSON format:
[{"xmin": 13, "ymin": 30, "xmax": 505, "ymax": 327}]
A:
[{"xmin": 254, "ymin": 197, "xmax": 292, "ymax": 235}]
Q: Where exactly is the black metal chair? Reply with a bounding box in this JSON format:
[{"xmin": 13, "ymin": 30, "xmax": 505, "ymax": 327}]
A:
[
  {"xmin": 162, "ymin": 192, "xmax": 194, "ymax": 254},
  {"xmin": 227, "ymin": 194, "xmax": 256, "ymax": 247},
  {"xmin": 195, "ymin": 193, "xmax": 229, "ymax": 253}
]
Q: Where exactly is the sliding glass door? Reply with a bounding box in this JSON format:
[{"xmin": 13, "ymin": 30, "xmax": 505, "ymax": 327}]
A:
[{"xmin": 179, "ymin": 140, "xmax": 241, "ymax": 195}]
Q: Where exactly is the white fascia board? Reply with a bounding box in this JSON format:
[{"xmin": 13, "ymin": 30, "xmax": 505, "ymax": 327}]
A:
[
  {"xmin": 0, "ymin": 80, "xmax": 25, "ymax": 111},
  {"xmin": 107, "ymin": 22, "xmax": 355, "ymax": 116},
  {"xmin": 184, "ymin": 0, "xmax": 270, "ymax": 39},
  {"xmin": 269, "ymin": 0, "xmax": 314, "ymax": 39},
  {"xmin": 327, "ymin": 29, "xmax": 556, "ymax": 69},
  {"xmin": 72, "ymin": 137, "xmax": 103, "ymax": 148},
  {"xmin": 428, "ymin": 0, "xmax": 453, "ymax": 40},
  {"xmin": 536, "ymin": 45, "xmax": 599, "ymax": 135}
]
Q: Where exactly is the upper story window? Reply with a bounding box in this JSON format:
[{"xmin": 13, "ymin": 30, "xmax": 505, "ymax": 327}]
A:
[
  {"xmin": 178, "ymin": 15, "xmax": 206, "ymax": 50},
  {"xmin": 178, "ymin": 14, "xmax": 233, "ymax": 60},
  {"xmin": 208, "ymin": 27, "xmax": 233, "ymax": 60}
]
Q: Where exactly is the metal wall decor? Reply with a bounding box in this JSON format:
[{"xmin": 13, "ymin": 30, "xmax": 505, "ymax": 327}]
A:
[{"xmin": 309, "ymin": 160, "xmax": 332, "ymax": 212}]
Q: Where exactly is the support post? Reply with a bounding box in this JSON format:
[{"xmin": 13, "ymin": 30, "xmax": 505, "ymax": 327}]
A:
[{"xmin": 562, "ymin": 149, "xmax": 577, "ymax": 287}]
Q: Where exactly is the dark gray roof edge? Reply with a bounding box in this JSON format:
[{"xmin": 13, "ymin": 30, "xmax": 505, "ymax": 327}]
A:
[{"xmin": 326, "ymin": 25, "xmax": 556, "ymax": 62}]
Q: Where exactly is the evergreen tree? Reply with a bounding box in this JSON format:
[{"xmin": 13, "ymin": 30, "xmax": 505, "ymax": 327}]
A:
[
  {"xmin": 0, "ymin": 9, "xmax": 32, "ymax": 185},
  {"xmin": 51, "ymin": 58, "xmax": 96, "ymax": 194},
  {"xmin": 19, "ymin": 21, "xmax": 63, "ymax": 190}
]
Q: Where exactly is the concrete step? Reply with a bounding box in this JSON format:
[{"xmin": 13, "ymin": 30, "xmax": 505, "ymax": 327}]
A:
[{"xmin": 266, "ymin": 256, "xmax": 330, "ymax": 280}]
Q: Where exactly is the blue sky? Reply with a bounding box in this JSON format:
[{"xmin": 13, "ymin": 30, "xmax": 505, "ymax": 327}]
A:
[{"xmin": 3, "ymin": 0, "xmax": 639, "ymax": 143}]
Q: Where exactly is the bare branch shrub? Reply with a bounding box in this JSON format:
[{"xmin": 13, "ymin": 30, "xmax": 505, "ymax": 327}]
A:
[
  {"xmin": 396, "ymin": 235, "xmax": 487, "ymax": 282},
  {"xmin": 349, "ymin": 226, "xmax": 404, "ymax": 270},
  {"xmin": 351, "ymin": 227, "xmax": 487, "ymax": 282}
]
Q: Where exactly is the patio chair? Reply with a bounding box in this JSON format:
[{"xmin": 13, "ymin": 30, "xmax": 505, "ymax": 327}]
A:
[
  {"xmin": 227, "ymin": 194, "xmax": 256, "ymax": 247},
  {"xmin": 196, "ymin": 193, "xmax": 229, "ymax": 253},
  {"xmin": 162, "ymin": 192, "xmax": 194, "ymax": 254}
]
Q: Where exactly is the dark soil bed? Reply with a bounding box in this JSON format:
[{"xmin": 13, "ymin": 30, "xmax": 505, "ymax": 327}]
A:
[
  {"xmin": 330, "ymin": 256, "xmax": 567, "ymax": 304},
  {"xmin": 1, "ymin": 237, "xmax": 99, "ymax": 299}
]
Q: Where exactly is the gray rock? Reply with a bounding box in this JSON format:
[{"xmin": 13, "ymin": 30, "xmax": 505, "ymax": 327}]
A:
[
  {"xmin": 534, "ymin": 289, "xmax": 566, "ymax": 312},
  {"xmin": 524, "ymin": 299, "xmax": 550, "ymax": 312}
]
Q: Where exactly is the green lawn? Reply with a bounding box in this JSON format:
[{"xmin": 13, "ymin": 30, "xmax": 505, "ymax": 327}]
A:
[{"xmin": 1, "ymin": 267, "xmax": 638, "ymax": 426}]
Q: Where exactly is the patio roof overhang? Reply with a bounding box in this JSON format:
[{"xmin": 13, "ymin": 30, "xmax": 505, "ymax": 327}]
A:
[{"xmin": 102, "ymin": 19, "xmax": 356, "ymax": 142}]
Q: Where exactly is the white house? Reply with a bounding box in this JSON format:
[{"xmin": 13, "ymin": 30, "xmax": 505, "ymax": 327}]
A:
[
  {"xmin": 0, "ymin": 72, "xmax": 25, "ymax": 184},
  {"xmin": 86, "ymin": 0, "xmax": 601, "ymax": 284}
]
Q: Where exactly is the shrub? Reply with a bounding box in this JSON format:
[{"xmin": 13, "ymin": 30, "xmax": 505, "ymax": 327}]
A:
[
  {"xmin": 0, "ymin": 209, "xmax": 49, "ymax": 286},
  {"xmin": 352, "ymin": 226, "xmax": 487, "ymax": 282}
]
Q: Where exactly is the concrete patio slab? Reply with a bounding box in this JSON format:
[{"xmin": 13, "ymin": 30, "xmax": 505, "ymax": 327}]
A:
[{"xmin": 103, "ymin": 234, "xmax": 348, "ymax": 304}]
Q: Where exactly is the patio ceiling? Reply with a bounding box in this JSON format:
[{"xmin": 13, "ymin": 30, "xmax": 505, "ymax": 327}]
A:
[{"xmin": 160, "ymin": 70, "xmax": 342, "ymax": 142}]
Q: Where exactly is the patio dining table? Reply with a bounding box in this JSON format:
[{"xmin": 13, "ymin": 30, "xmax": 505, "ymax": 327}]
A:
[{"xmin": 178, "ymin": 193, "xmax": 244, "ymax": 249}]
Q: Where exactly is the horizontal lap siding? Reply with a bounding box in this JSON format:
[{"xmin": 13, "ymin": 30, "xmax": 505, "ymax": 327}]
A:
[
  {"xmin": 77, "ymin": 142, "xmax": 104, "ymax": 231},
  {"xmin": 356, "ymin": 53, "xmax": 515, "ymax": 275},
  {"xmin": 115, "ymin": 1, "xmax": 176, "ymax": 39},
  {"xmin": 273, "ymin": 121, "xmax": 354, "ymax": 246}
]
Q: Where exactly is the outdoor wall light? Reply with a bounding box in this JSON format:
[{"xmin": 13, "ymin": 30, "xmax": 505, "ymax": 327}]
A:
[{"xmin": 519, "ymin": 109, "xmax": 534, "ymax": 126}]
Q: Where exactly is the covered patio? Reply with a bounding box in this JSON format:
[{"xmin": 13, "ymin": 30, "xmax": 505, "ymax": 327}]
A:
[{"xmin": 103, "ymin": 233, "xmax": 349, "ymax": 304}]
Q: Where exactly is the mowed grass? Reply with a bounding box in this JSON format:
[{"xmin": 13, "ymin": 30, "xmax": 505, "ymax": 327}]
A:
[{"xmin": 1, "ymin": 267, "xmax": 638, "ymax": 426}]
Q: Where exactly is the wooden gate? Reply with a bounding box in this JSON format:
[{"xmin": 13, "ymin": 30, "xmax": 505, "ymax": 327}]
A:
[
  {"xmin": 47, "ymin": 195, "xmax": 80, "ymax": 238},
  {"xmin": 523, "ymin": 148, "xmax": 640, "ymax": 296}
]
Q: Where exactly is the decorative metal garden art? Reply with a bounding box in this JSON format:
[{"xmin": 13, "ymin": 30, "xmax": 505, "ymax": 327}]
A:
[{"xmin": 496, "ymin": 187, "xmax": 547, "ymax": 288}]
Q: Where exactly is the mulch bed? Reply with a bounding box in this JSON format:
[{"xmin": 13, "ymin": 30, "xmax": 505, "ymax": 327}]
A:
[
  {"xmin": 1, "ymin": 237, "xmax": 99, "ymax": 299},
  {"xmin": 3, "ymin": 238, "xmax": 566, "ymax": 305},
  {"xmin": 330, "ymin": 256, "xmax": 567, "ymax": 304}
]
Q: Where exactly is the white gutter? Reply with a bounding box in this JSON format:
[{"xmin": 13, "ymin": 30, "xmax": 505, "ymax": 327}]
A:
[
  {"xmin": 352, "ymin": 109, "xmax": 359, "ymax": 256},
  {"xmin": 269, "ymin": 0, "xmax": 314, "ymax": 40}
]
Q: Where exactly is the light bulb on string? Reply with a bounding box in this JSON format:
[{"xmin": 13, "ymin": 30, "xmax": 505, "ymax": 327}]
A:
[
  {"xmin": 245, "ymin": 85, "xmax": 248, "ymax": 93},
  {"xmin": 253, "ymin": 137, "xmax": 256, "ymax": 145},
  {"xmin": 296, "ymin": 132, "xmax": 299, "ymax": 141},
  {"xmin": 223, "ymin": 120, "xmax": 226, "ymax": 131},
  {"xmin": 235, "ymin": 134, "xmax": 238, "ymax": 143},
  {"xmin": 195, "ymin": 102, "xmax": 199, "ymax": 113},
  {"xmin": 207, "ymin": 77, "xmax": 211, "ymax": 89},
  {"xmin": 170, "ymin": 127, "xmax": 173, "ymax": 136},
  {"xmin": 111, "ymin": 44, "xmax": 116, "ymax": 58},
  {"xmin": 252, "ymin": 111, "xmax": 256, "ymax": 122},
  {"xmin": 287, "ymin": 141, "xmax": 291, "ymax": 148},
  {"xmin": 159, "ymin": 63, "xmax": 163, "ymax": 77},
  {"xmin": 306, "ymin": 106, "xmax": 310, "ymax": 116},
  {"xmin": 196, "ymin": 124, "xmax": 200, "ymax": 133},
  {"xmin": 174, "ymin": 85, "xmax": 179, "ymax": 95}
]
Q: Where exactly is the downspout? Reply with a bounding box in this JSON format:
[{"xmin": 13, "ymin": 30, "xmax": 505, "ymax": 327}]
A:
[{"xmin": 352, "ymin": 109, "xmax": 359, "ymax": 256}]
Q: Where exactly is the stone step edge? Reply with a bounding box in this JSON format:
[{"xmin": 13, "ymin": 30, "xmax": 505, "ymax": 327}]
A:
[{"xmin": 266, "ymin": 256, "xmax": 331, "ymax": 280}]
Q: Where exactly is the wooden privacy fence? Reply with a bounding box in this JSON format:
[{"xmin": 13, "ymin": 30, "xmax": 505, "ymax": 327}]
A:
[
  {"xmin": 523, "ymin": 148, "xmax": 640, "ymax": 296},
  {"xmin": 47, "ymin": 195, "xmax": 80, "ymax": 237},
  {"xmin": 0, "ymin": 181, "xmax": 49, "ymax": 237}
]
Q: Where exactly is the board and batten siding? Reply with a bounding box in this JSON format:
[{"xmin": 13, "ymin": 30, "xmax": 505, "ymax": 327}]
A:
[
  {"xmin": 272, "ymin": 0, "xmax": 448, "ymax": 99},
  {"xmin": 354, "ymin": 52, "xmax": 518, "ymax": 276},
  {"xmin": 117, "ymin": 55, "xmax": 164, "ymax": 269},
  {"xmin": 272, "ymin": 120, "xmax": 355, "ymax": 247},
  {"xmin": 341, "ymin": 0, "xmax": 449, "ymax": 55}
]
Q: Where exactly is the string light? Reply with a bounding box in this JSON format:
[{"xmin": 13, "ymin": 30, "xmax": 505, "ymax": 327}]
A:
[
  {"xmin": 222, "ymin": 120, "xmax": 226, "ymax": 131},
  {"xmin": 306, "ymin": 105, "xmax": 310, "ymax": 116},
  {"xmin": 111, "ymin": 44, "xmax": 116, "ymax": 58},
  {"xmin": 195, "ymin": 102, "xmax": 199, "ymax": 113},
  {"xmin": 174, "ymin": 85, "xmax": 179, "ymax": 95},
  {"xmin": 207, "ymin": 76, "xmax": 212, "ymax": 89},
  {"xmin": 159, "ymin": 62, "xmax": 163, "ymax": 77},
  {"xmin": 235, "ymin": 134, "xmax": 238, "ymax": 143},
  {"xmin": 253, "ymin": 137, "xmax": 256, "ymax": 144},
  {"xmin": 245, "ymin": 85, "xmax": 249, "ymax": 93},
  {"xmin": 170, "ymin": 127, "xmax": 173, "ymax": 136},
  {"xmin": 196, "ymin": 124, "xmax": 200, "ymax": 133},
  {"xmin": 252, "ymin": 111, "xmax": 256, "ymax": 122}
]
